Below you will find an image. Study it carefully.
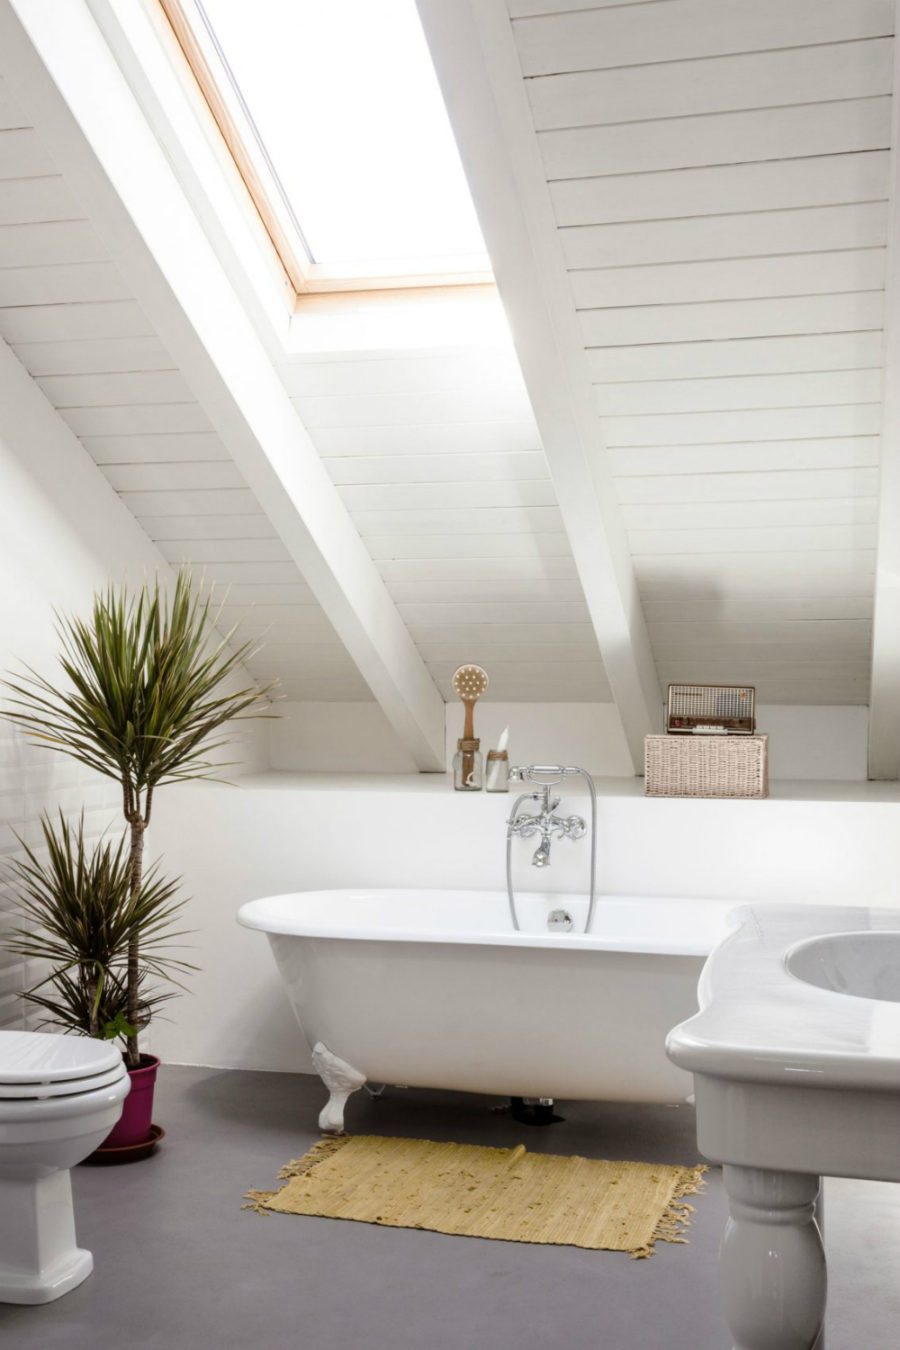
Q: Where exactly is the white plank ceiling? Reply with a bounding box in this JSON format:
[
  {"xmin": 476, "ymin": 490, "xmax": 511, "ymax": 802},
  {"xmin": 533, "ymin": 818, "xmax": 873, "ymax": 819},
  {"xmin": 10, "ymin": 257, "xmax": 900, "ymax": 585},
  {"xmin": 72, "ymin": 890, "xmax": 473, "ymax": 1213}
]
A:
[
  {"xmin": 507, "ymin": 0, "xmax": 889, "ymax": 704},
  {"xmin": 0, "ymin": 76, "xmax": 609, "ymax": 705}
]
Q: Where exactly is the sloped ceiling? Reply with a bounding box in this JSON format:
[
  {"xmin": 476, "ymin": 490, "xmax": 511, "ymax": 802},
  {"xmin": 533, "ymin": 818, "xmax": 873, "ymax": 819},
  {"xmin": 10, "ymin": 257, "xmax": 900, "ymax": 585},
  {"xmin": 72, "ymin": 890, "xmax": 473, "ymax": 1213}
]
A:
[
  {"xmin": 0, "ymin": 65, "xmax": 611, "ymax": 718},
  {"xmin": 426, "ymin": 0, "xmax": 889, "ymax": 708}
]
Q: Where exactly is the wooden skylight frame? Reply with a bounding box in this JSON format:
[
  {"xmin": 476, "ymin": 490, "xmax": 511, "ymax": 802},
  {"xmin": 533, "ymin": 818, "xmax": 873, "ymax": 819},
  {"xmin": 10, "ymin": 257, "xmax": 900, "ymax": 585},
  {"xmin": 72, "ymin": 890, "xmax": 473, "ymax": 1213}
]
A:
[{"xmin": 157, "ymin": 0, "xmax": 494, "ymax": 298}]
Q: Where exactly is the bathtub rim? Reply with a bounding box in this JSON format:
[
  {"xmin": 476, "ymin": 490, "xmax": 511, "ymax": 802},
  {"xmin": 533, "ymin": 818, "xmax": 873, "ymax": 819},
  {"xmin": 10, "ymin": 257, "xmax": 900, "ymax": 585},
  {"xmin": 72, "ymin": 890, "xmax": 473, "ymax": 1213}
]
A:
[{"xmin": 237, "ymin": 888, "xmax": 739, "ymax": 957}]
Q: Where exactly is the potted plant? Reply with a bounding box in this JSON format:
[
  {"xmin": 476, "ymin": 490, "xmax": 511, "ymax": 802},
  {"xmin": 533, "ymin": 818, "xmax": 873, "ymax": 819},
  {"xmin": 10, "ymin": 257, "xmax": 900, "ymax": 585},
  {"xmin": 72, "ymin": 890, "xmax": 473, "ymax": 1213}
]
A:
[
  {"xmin": 4, "ymin": 812, "xmax": 192, "ymax": 1147},
  {"xmin": 2, "ymin": 570, "xmax": 272, "ymax": 1146}
]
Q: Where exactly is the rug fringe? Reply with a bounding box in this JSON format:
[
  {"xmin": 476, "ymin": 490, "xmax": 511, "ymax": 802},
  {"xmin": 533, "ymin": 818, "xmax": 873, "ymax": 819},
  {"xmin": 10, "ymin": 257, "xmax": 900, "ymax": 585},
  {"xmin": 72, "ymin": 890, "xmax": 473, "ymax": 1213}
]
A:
[
  {"xmin": 242, "ymin": 1135, "xmax": 351, "ymax": 1214},
  {"xmin": 630, "ymin": 1164, "xmax": 708, "ymax": 1259}
]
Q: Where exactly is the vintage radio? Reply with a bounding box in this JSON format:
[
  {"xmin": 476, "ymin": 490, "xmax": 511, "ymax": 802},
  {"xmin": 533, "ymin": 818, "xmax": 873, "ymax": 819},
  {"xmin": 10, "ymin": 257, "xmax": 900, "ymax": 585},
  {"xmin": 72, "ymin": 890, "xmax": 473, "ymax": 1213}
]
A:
[{"xmin": 665, "ymin": 683, "xmax": 756, "ymax": 736}]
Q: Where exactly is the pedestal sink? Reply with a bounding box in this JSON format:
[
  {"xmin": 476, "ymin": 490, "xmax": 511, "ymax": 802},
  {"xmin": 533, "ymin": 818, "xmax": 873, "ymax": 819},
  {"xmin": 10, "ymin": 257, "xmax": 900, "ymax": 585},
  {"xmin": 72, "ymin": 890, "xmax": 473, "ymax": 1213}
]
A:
[
  {"xmin": 667, "ymin": 904, "xmax": 900, "ymax": 1350},
  {"xmin": 787, "ymin": 931, "xmax": 900, "ymax": 1004}
]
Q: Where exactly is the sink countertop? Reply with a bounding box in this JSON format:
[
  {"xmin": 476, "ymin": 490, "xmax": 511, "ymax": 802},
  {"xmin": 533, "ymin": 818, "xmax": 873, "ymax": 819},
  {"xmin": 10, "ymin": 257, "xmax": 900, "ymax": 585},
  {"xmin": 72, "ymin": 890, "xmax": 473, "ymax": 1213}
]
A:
[{"xmin": 666, "ymin": 903, "xmax": 900, "ymax": 1091}]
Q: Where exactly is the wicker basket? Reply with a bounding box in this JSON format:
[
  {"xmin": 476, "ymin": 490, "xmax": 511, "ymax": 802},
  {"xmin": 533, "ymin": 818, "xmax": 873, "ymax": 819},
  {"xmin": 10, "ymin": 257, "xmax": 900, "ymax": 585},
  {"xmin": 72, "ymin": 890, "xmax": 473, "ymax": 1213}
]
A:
[{"xmin": 644, "ymin": 734, "xmax": 769, "ymax": 799}]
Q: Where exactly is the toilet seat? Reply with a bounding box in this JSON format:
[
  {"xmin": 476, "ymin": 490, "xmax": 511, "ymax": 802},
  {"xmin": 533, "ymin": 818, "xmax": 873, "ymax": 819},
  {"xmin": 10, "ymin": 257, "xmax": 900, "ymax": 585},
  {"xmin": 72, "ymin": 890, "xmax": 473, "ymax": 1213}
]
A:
[
  {"xmin": 0, "ymin": 1063, "xmax": 128, "ymax": 1100},
  {"xmin": 0, "ymin": 1030, "xmax": 124, "ymax": 1101}
]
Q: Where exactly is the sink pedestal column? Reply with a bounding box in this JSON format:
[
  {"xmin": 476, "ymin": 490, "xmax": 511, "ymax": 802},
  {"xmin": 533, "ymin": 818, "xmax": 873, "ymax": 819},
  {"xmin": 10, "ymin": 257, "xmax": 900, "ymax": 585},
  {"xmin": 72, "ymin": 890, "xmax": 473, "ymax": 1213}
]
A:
[{"xmin": 722, "ymin": 1166, "xmax": 825, "ymax": 1350}]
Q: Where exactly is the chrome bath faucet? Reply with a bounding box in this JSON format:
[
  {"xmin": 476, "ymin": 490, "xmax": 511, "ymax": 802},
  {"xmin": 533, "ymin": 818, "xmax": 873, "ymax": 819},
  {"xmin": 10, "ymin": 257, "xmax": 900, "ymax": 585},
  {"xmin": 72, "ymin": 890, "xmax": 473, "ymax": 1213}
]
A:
[{"xmin": 507, "ymin": 781, "xmax": 586, "ymax": 869}]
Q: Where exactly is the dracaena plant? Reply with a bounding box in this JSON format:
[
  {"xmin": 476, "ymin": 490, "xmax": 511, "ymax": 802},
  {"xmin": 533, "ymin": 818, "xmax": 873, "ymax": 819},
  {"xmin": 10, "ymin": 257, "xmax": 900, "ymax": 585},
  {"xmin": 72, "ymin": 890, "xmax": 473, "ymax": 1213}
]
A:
[
  {"xmin": 2, "ymin": 570, "xmax": 273, "ymax": 1067},
  {"xmin": 4, "ymin": 814, "xmax": 192, "ymax": 1044}
]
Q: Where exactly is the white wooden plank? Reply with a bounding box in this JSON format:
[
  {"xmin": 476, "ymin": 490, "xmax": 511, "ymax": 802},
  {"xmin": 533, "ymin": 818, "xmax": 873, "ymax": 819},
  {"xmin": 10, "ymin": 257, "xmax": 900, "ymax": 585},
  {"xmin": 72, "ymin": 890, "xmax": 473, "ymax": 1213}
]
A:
[
  {"xmin": 596, "ymin": 370, "xmax": 883, "ymax": 417},
  {"xmin": 540, "ymin": 99, "xmax": 890, "ymax": 180},
  {"xmin": 0, "ymin": 219, "xmax": 106, "ymax": 268},
  {"xmin": 653, "ymin": 642, "xmax": 872, "ymax": 664},
  {"xmin": 117, "ymin": 488, "xmax": 257, "ymax": 516},
  {"xmin": 623, "ymin": 498, "xmax": 877, "ymax": 531},
  {"xmin": 629, "ymin": 524, "xmax": 876, "ymax": 554},
  {"xmin": 354, "ymin": 505, "xmax": 565, "ymax": 535},
  {"xmin": 529, "ymin": 39, "xmax": 892, "ymax": 131},
  {"xmin": 0, "ymin": 300, "xmax": 151, "ymax": 342},
  {"xmin": 51, "ymin": 367, "xmax": 182, "ymax": 409},
  {"xmin": 574, "ymin": 250, "xmax": 886, "ymax": 312},
  {"xmin": 639, "ymin": 574, "xmax": 877, "ymax": 599},
  {"xmin": 615, "ymin": 467, "xmax": 879, "ymax": 504},
  {"xmin": 102, "ymin": 461, "xmax": 247, "ymax": 491},
  {"xmin": 325, "ymin": 450, "xmax": 551, "ymax": 484},
  {"xmin": 155, "ymin": 538, "xmax": 292, "ymax": 565},
  {"xmin": 605, "ymin": 405, "xmax": 882, "ymax": 447},
  {"xmin": 136, "ymin": 514, "xmax": 275, "ymax": 541},
  {"xmin": 0, "ymin": 82, "xmax": 28, "ymax": 130},
  {"xmin": 399, "ymin": 601, "xmax": 590, "ymax": 625},
  {"xmin": 338, "ymin": 480, "xmax": 558, "ymax": 510},
  {"xmin": 211, "ymin": 604, "xmax": 335, "ymax": 631},
  {"xmin": 0, "ymin": 128, "xmax": 56, "ymax": 178},
  {"xmin": 419, "ymin": 642, "xmax": 600, "ymax": 662},
  {"xmin": 513, "ymin": 0, "xmax": 893, "ymax": 76},
  {"xmin": 657, "ymin": 659, "xmax": 871, "ymax": 680},
  {"xmin": 11, "ymin": 335, "xmax": 172, "ymax": 375},
  {"xmin": 177, "ymin": 561, "xmax": 303, "ymax": 585},
  {"xmin": 582, "ymin": 294, "xmax": 884, "ymax": 348},
  {"xmin": 0, "ymin": 174, "xmax": 79, "ymax": 225},
  {"xmin": 376, "ymin": 555, "xmax": 579, "ymax": 580},
  {"xmin": 263, "ymin": 678, "xmax": 373, "ymax": 701},
  {"xmin": 510, "ymin": 0, "xmax": 655, "ymax": 15},
  {"xmin": 609, "ymin": 438, "xmax": 880, "ymax": 477},
  {"xmin": 643, "ymin": 598, "xmax": 873, "ymax": 622},
  {"xmin": 550, "ymin": 151, "xmax": 890, "ymax": 228},
  {"xmin": 278, "ymin": 349, "xmax": 524, "ymax": 398},
  {"xmin": 38, "ymin": 369, "xmax": 191, "ymax": 407},
  {"xmin": 563, "ymin": 204, "xmax": 888, "ymax": 271},
  {"xmin": 366, "ymin": 533, "xmax": 574, "ymax": 559},
  {"xmin": 650, "ymin": 619, "xmax": 871, "ymax": 644},
  {"xmin": 388, "ymin": 577, "xmax": 585, "ymax": 603},
  {"xmin": 205, "ymin": 583, "xmax": 314, "ymax": 606},
  {"xmin": 587, "ymin": 333, "xmax": 885, "ymax": 383},
  {"xmin": 0, "ymin": 262, "xmax": 129, "ymax": 307},
  {"xmin": 311, "ymin": 422, "xmax": 542, "ymax": 457},
  {"xmin": 293, "ymin": 387, "xmax": 535, "ymax": 429},
  {"xmin": 83, "ymin": 432, "xmax": 226, "ymax": 463},
  {"xmin": 60, "ymin": 403, "xmax": 212, "ymax": 436},
  {"xmin": 635, "ymin": 550, "xmax": 875, "ymax": 590}
]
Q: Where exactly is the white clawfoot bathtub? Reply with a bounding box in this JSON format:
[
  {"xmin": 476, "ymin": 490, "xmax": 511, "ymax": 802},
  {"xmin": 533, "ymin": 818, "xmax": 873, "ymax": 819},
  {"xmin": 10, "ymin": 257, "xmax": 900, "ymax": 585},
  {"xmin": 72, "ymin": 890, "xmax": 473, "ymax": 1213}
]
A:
[{"xmin": 238, "ymin": 889, "xmax": 735, "ymax": 1132}]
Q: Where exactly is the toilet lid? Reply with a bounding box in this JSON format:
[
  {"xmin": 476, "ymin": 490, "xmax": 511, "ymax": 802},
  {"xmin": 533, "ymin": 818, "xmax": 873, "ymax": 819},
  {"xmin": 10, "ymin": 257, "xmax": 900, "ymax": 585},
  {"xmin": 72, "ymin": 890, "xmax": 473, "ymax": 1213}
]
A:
[{"xmin": 0, "ymin": 1029, "xmax": 123, "ymax": 1085}]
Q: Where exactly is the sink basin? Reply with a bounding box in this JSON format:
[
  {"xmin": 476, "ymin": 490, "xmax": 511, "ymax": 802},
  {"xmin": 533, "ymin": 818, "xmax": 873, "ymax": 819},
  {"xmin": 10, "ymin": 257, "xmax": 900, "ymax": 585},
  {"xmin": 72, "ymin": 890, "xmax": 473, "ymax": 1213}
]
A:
[{"xmin": 786, "ymin": 931, "xmax": 900, "ymax": 1004}]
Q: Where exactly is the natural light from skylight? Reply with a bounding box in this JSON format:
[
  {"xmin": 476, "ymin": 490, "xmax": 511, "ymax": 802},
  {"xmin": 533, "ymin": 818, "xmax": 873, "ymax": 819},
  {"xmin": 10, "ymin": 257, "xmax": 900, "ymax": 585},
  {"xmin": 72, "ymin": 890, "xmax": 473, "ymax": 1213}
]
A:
[{"xmin": 188, "ymin": 0, "xmax": 488, "ymax": 273}]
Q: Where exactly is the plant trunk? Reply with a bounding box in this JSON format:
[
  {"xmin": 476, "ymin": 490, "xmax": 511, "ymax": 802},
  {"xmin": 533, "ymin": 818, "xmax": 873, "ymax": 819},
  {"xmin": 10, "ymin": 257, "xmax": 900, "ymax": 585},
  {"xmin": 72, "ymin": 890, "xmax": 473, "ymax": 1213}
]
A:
[{"xmin": 126, "ymin": 814, "xmax": 144, "ymax": 1069}]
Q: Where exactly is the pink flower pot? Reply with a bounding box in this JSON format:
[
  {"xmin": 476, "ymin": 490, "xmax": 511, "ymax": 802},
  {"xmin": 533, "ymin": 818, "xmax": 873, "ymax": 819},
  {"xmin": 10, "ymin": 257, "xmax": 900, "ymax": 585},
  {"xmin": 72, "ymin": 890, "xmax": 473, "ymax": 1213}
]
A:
[{"xmin": 102, "ymin": 1054, "xmax": 159, "ymax": 1148}]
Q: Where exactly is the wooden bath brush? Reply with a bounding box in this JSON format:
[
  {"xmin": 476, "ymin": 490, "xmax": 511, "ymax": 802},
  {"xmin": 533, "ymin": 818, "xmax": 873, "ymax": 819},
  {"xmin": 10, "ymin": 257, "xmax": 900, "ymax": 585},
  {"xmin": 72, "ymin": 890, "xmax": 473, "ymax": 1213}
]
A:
[{"xmin": 452, "ymin": 665, "xmax": 489, "ymax": 784}]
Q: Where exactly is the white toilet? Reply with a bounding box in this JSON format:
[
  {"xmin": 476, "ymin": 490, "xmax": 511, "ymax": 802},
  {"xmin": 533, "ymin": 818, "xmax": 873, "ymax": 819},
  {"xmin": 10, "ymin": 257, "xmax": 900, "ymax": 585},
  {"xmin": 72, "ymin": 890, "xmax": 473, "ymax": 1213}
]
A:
[{"xmin": 0, "ymin": 1029, "xmax": 130, "ymax": 1304}]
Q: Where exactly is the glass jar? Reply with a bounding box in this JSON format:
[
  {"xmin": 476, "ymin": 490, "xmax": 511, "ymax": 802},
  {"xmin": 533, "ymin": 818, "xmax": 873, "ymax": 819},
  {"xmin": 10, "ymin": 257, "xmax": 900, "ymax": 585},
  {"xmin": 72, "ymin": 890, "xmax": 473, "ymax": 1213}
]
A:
[
  {"xmin": 453, "ymin": 737, "xmax": 483, "ymax": 791},
  {"xmin": 485, "ymin": 750, "xmax": 509, "ymax": 792}
]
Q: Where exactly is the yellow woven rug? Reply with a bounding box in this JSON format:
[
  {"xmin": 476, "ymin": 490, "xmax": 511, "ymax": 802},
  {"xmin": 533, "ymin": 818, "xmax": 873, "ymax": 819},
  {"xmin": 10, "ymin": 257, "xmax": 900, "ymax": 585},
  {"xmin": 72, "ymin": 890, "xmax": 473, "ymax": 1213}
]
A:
[{"xmin": 244, "ymin": 1135, "xmax": 706, "ymax": 1258}]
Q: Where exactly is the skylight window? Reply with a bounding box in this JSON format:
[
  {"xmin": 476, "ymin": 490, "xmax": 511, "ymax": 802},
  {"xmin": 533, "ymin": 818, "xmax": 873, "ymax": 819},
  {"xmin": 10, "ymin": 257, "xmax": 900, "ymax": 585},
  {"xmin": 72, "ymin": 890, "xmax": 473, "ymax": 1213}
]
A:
[{"xmin": 162, "ymin": 0, "xmax": 491, "ymax": 292}]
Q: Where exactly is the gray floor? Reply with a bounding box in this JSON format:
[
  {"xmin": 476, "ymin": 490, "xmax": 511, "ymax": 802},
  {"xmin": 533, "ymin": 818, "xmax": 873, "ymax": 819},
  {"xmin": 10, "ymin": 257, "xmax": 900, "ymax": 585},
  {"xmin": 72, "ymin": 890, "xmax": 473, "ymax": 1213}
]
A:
[{"xmin": 1, "ymin": 1067, "xmax": 898, "ymax": 1349}]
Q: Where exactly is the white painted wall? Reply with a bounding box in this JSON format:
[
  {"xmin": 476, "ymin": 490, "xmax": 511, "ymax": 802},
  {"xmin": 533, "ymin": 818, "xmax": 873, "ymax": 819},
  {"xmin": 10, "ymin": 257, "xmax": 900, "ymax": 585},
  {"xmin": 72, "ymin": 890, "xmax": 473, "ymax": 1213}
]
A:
[
  {"xmin": 148, "ymin": 772, "xmax": 900, "ymax": 1075},
  {"xmin": 270, "ymin": 698, "xmax": 868, "ymax": 781},
  {"xmin": 0, "ymin": 338, "xmax": 266, "ymax": 1029}
]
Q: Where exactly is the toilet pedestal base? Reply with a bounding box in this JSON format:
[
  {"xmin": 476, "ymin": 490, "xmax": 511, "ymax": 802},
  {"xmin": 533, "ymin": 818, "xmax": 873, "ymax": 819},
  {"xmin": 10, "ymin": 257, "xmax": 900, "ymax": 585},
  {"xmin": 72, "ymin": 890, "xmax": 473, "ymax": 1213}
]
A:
[{"xmin": 0, "ymin": 1171, "xmax": 93, "ymax": 1304}]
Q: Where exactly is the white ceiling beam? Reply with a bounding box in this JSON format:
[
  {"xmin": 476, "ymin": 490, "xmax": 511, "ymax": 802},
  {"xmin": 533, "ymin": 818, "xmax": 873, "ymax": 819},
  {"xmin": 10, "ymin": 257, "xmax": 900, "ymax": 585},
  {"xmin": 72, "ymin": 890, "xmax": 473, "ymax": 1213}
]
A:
[
  {"xmin": 417, "ymin": 0, "xmax": 663, "ymax": 771},
  {"xmin": 868, "ymin": 2, "xmax": 900, "ymax": 779},
  {"xmin": 0, "ymin": 0, "xmax": 446, "ymax": 770}
]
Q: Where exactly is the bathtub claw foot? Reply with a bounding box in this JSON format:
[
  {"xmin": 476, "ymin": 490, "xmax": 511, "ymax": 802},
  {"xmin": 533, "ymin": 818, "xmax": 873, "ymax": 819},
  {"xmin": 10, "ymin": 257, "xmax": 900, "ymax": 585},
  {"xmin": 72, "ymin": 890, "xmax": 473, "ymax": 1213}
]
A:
[{"xmin": 312, "ymin": 1043, "xmax": 366, "ymax": 1134}]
